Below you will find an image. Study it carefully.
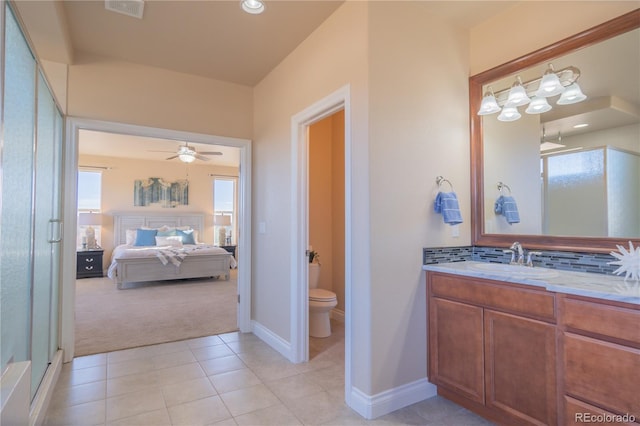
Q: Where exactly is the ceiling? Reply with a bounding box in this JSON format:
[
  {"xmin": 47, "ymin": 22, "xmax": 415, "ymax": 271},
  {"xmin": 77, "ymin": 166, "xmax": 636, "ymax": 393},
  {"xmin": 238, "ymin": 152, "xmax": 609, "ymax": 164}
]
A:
[{"xmin": 17, "ymin": 0, "xmax": 521, "ymax": 162}]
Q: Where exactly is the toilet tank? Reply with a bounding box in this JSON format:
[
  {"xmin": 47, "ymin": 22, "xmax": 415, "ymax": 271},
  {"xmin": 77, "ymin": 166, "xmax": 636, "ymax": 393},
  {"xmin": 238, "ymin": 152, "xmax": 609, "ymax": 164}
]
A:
[{"xmin": 308, "ymin": 263, "xmax": 321, "ymax": 289}]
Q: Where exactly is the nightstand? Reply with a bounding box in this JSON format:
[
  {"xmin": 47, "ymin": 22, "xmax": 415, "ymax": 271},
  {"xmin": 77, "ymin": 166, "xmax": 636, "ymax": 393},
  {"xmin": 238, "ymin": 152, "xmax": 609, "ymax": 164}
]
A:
[
  {"xmin": 77, "ymin": 249, "xmax": 104, "ymax": 279},
  {"xmin": 220, "ymin": 245, "xmax": 236, "ymax": 258}
]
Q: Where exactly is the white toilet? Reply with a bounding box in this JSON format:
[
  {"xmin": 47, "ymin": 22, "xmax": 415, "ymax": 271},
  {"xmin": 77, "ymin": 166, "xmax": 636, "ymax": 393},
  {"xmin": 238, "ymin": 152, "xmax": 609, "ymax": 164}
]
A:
[{"xmin": 308, "ymin": 263, "xmax": 338, "ymax": 338}]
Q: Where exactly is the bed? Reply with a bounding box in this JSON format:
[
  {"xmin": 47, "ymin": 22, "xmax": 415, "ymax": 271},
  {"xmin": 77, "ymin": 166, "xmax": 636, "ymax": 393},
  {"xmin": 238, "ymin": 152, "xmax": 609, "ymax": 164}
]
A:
[{"xmin": 108, "ymin": 212, "xmax": 236, "ymax": 289}]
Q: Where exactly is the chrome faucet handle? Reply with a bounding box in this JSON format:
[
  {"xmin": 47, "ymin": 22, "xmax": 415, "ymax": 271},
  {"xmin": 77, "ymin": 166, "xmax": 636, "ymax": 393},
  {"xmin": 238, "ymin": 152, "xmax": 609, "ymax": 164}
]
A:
[
  {"xmin": 526, "ymin": 251, "xmax": 543, "ymax": 267},
  {"xmin": 503, "ymin": 249, "xmax": 516, "ymax": 264}
]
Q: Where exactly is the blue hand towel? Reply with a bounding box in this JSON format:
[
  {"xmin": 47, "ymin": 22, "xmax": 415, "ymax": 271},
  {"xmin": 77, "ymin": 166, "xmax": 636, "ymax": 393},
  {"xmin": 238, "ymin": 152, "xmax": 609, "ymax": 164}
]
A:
[
  {"xmin": 434, "ymin": 191, "xmax": 463, "ymax": 225},
  {"xmin": 494, "ymin": 195, "xmax": 520, "ymax": 224}
]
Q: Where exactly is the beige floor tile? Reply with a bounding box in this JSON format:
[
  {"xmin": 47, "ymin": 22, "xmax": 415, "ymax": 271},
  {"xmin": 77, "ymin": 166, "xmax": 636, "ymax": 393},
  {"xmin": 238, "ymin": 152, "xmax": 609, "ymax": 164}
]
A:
[
  {"xmin": 247, "ymin": 358, "xmax": 301, "ymax": 382},
  {"xmin": 219, "ymin": 383, "xmax": 281, "ymax": 417},
  {"xmin": 49, "ymin": 380, "xmax": 107, "ymax": 409},
  {"xmin": 107, "ymin": 370, "xmax": 160, "ymax": 398},
  {"xmin": 57, "ymin": 365, "xmax": 107, "ymax": 388},
  {"xmin": 107, "ymin": 408, "xmax": 172, "ymax": 426},
  {"xmin": 233, "ymin": 403, "xmax": 303, "ymax": 426},
  {"xmin": 302, "ymin": 364, "xmax": 344, "ymax": 391},
  {"xmin": 284, "ymin": 390, "xmax": 350, "ymax": 425},
  {"xmin": 199, "ymin": 354, "xmax": 246, "ymax": 376},
  {"xmin": 265, "ymin": 374, "xmax": 324, "ymax": 404},
  {"xmin": 107, "ymin": 357, "xmax": 156, "ymax": 379},
  {"xmin": 218, "ymin": 331, "xmax": 259, "ymax": 344},
  {"xmin": 225, "ymin": 338, "xmax": 276, "ymax": 355},
  {"xmin": 106, "ymin": 389, "xmax": 165, "ymax": 422},
  {"xmin": 107, "ymin": 346, "xmax": 153, "ymax": 364},
  {"xmin": 167, "ymin": 395, "xmax": 232, "ymax": 425},
  {"xmin": 191, "ymin": 344, "xmax": 235, "ymax": 361},
  {"xmin": 209, "ymin": 368, "xmax": 262, "ymax": 394},
  {"xmin": 44, "ymin": 399, "xmax": 106, "ymax": 426},
  {"xmin": 70, "ymin": 353, "xmax": 107, "ymax": 370},
  {"xmin": 154, "ymin": 362, "xmax": 206, "ymax": 386},
  {"xmin": 185, "ymin": 335, "xmax": 226, "ymax": 349},
  {"xmin": 210, "ymin": 417, "xmax": 239, "ymax": 426},
  {"xmin": 152, "ymin": 349, "xmax": 197, "ymax": 369},
  {"xmin": 161, "ymin": 376, "xmax": 217, "ymax": 407}
]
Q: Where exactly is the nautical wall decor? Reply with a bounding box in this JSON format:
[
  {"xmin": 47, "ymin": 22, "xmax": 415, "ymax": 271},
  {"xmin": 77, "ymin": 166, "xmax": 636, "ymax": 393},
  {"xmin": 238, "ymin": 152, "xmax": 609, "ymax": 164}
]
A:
[{"xmin": 134, "ymin": 177, "xmax": 189, "ymax": 207}]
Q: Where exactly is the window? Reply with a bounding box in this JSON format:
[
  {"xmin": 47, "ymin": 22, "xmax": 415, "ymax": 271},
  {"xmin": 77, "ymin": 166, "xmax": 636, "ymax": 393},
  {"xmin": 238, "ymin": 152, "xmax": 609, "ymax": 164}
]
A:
[
  {"xmin": 213, "ymin": 177, "xmax": 237, "ymax": 246},
  {"xmin": 77, "ymin": 170, "xmax": 102, "ymax": 247}
]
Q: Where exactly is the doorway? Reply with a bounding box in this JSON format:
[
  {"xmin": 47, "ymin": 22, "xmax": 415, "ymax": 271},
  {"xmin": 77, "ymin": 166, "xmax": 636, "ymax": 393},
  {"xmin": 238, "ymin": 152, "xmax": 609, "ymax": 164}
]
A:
[{"xmin": 60, "ymin": 118, "xmax": 252, "ymax": 362}]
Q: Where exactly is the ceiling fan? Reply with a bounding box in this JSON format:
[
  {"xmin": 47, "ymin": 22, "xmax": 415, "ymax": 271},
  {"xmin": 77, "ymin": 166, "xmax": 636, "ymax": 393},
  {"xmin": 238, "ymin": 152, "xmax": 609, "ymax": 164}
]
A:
[{"xmin": 150, "ymin": 143, "xmax": 222, "ymax": 163}]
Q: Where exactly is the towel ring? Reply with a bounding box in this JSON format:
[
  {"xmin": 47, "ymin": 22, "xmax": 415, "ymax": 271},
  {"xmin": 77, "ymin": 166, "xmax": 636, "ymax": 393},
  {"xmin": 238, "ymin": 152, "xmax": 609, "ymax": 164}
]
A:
[
  {"xmin": 436, "ymin": 176, "xmax": 454, "ymax": 191},
  {"xmin": 497, "ymin": 181, "xmax": 512, "ymax": 195}
]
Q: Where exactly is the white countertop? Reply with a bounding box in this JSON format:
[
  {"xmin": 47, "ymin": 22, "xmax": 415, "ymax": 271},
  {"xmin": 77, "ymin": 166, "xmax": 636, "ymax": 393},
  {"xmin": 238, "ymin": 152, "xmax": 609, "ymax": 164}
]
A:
[{"xmin": 423, "ymin": 261, "xmax": 640, "ymax": 305}]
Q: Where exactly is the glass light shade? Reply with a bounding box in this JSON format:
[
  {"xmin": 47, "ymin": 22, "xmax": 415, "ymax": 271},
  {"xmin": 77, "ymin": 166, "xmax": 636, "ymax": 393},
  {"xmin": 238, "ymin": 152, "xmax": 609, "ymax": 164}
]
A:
[
  {"xmin": 535, "ymin": 68, "xmax": 565, "ymax": 98},
  {"xmin": 525, "ymin": 96, "xmax": 552, "ymax": 114},
  {"xmin": 557, "ymin": 82, "xmax": 587, "ymax": 105},
  {"xmin": 505, "ymin": 82, "xmax": 530, "ymax": 107},
  {"xmin": 477, "ymin": 92, "xmax": 501, "ymax": 115},
  {"xmin": 241, "ymin": 0, "xmax": 265, "ymax": 14},
  {"xmin": 497, "ymin": 106, "xmax": 521, "ymax": 122},
  {"xmin": 179, "ymin": 153, "xmax": 196, "ymax": 163}
]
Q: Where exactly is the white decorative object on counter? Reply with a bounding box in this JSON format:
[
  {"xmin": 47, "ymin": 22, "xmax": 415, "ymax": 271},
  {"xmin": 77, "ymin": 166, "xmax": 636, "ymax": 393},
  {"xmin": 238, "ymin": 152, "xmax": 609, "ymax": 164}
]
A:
[{"xmin": 608, "ymin": 241, "xmax": 640, "ymax": 281}]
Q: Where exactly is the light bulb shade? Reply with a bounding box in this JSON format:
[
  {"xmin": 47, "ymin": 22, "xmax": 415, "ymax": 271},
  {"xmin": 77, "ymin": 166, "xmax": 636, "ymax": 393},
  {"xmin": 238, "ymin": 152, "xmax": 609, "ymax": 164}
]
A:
[
  {"xmin": 505, "ymin": 82, "xmax": 530, "ymax": 107},
  {"xmin": 525, "ymin": 96, "xmax": 552, "ymax": 114},
  {"xmin": 477, "ymin": 92, "xmax": 501, "ymax": 115},
  {"xmin": 497, "ymin": 106, "xmax": 521, "ymax": 122},
  {"xmin": 536, "ymin": 69, "xmax": 565, "ymax": 98},
  {"xmin": 241, "ymin": 0, "xmax": 265, "ymax": 14},
  {"xmin": 178, "ymin": 153, "xmax": 196, "ymax": 163},
  {"xmin": 556, "ymin": 82, "xmax": 587, "ymax": 105},
  {"xmin": 214, "ymin": 214, "xmax": 232, "ymax": 226},
  {"xmin": 78, "ymin": 212, "xmax": 102, "ymax": 226}
]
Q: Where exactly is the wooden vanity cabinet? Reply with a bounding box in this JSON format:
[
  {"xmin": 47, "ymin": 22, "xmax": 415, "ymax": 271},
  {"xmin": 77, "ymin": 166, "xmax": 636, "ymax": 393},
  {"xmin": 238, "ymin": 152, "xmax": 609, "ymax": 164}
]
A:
[
  {"xmin": 427, "ymin": 272, "xmax": 557, "ymax": 426},
  {"xmin": 559, "ymin": 295, "xmax": 640, "ymax": 425}
]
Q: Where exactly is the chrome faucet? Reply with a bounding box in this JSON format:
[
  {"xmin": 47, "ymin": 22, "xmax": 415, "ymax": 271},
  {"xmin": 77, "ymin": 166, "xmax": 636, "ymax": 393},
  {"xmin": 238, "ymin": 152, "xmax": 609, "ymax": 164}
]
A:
[
  {"xmin": 509, "ymin": 242, "xmax": 524, "ymax": 265},
  {"xmin": 526, "ymin": 251, "xmax": 542, "ymax": 267}
]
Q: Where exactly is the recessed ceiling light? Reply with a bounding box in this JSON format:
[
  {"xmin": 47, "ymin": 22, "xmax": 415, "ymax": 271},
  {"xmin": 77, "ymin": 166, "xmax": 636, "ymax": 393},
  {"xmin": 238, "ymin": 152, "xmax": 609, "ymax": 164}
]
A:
[
  {"xmin": 573, "ymin": 123, "xmax": 589, "ymax": 129},
  {"xmin": 241, "ymin": 0, "xmax": 265, "ymax": 15}
]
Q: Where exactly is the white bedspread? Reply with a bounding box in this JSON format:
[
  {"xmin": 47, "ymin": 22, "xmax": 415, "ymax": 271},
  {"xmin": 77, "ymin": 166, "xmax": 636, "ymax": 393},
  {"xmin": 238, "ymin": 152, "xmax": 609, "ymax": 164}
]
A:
[{"xmin": 107, "ymin": 244, "xmax": 237, "ymax": 279}]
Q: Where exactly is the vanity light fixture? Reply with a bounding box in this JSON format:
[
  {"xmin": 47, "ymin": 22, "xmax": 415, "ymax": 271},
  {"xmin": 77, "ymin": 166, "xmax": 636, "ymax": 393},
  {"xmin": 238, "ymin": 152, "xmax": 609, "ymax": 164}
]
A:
[
  {"xmin": 477, "ymin": 63, "xmax": 586, "ymax": 121},
  {"xmin": 241, "ymin": 0, "xmax": 265, "ymax": 14},
  {"xmin": 573, "ymin": 123, "xmax": 589, "ymax": 129}
]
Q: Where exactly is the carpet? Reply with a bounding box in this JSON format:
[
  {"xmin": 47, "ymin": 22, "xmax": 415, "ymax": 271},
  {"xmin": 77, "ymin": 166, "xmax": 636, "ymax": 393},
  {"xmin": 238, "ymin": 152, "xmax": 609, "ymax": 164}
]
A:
[{"xmin": 74, "ymin": 272, "xmax": 238, "ymax": 356}]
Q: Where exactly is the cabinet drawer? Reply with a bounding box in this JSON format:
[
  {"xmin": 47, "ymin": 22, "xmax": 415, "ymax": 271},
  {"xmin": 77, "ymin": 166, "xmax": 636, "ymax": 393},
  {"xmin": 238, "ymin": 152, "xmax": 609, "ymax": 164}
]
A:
[
  {"xmin": 561, "ymin": 296, "xmax": 640, "ymax": 347},
  {"xmin": 429, "ymin": 273, "xmax": 556, "ymax": 322},
  {"xmin": 564, "ymin": 333, "xmax": 640, "ymax": 419},
  {"xmin": 564, "ymin": 396, "xmax": 638, "ymax": 425}
]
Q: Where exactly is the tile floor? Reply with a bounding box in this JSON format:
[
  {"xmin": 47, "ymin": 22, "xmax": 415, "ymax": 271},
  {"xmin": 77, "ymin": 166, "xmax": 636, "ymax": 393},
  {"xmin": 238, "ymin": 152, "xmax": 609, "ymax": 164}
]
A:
[{"xmin": 45, "ymin": 321, "xmax": 495, "ymax": 425}]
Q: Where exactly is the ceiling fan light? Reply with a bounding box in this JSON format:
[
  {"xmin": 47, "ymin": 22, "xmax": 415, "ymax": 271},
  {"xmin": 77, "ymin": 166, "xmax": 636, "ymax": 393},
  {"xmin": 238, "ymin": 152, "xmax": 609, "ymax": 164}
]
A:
[
  {"xmin": 477, "ymin": 88, "xmax": 501, "ymax": 115},
  {"xmin": 557, "ymin": 82, "xmax": 587, "ymax": 105},
  {"xmin": 505, "ymin": 79, "xmax": 530, "ymax": 108},
  {"xmin": 241, "ymin": 0, "xmax": 265, "ymax": 14},
  {"xmin": 535, "ymin": 66, "xmax": 565, "ymax": 98},
  {"xmin": 525, "ymin": 96, "xmax": 552, "ymax": 114},
  {"xmin": 497, "ymin": 106, "xmax": 521, "ymax": 122},
  {"xmin": 179, "ymin": 153, "xmax": 196, "ymax": 163}
]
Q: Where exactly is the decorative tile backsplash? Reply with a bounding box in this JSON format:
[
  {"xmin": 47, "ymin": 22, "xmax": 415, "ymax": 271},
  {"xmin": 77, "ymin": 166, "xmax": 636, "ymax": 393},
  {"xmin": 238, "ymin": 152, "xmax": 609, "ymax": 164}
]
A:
[{"xmin": 423, "ymin": 245, "xmax": 618, "ymax": 275}]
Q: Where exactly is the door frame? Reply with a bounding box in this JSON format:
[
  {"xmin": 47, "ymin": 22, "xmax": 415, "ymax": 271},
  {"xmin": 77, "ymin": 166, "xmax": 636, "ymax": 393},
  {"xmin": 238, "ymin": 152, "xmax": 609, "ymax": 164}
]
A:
[
  {"xmin": 290, "ymin": 85, "xmax": 352, "ymax": 395},
  {"xmin": 60, "ymin": 118, "xmax": 252, "ymax": 362}
]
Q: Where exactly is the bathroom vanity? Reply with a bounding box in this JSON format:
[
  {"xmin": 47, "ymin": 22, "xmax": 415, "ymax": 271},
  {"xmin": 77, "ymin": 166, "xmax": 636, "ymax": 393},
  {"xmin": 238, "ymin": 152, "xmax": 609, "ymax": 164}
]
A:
[{"xmin": 423, "ymin": 262, "xmax": 639, "ymax": 426}]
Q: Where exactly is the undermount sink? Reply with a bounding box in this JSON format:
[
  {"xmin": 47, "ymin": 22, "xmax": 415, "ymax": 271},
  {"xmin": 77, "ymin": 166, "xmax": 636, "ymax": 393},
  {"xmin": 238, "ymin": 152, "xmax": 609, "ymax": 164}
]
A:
[{"xmin": 469, "ymin": 262, "xmax": 559, "ymax": 279}]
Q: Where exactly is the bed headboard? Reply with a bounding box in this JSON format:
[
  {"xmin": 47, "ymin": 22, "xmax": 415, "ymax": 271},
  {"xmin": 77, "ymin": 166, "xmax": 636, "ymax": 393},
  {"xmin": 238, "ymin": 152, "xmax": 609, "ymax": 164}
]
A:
[{"xmin": 112, "ymin": 212, "xmax": 205, "ymax": 246}]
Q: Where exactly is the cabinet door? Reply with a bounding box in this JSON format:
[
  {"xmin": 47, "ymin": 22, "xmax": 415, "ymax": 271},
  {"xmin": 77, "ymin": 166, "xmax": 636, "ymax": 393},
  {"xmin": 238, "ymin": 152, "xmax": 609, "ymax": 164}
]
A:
[
  {"xmin": 429, "ymin": 297, "xmax": 484, "ymax": 403},
  {"xmin": 484, "ymin": 310, "xmax": 557, "ymax": 426}
]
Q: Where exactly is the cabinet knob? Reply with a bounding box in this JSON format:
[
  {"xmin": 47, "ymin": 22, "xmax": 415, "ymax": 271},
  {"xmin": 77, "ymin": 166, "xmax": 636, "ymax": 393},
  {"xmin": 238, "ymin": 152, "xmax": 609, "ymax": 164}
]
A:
[
  {"xmin": 84, "ymin": 265, "xmax": 94, "ymax": 271},
  {"xmin": 86, "ymin": 258, "xmax": 94, "ymax": 263}
]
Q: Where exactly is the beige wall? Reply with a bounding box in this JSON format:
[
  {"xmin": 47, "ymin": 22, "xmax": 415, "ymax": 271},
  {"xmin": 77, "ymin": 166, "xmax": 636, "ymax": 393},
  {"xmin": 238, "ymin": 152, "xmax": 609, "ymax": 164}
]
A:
[
  {"xmin": 68, "ymin": 54, "xmax": 253, "ymax": 139},
  {"xmin": 309, "ymin": 111, "xmax": 346, "ymax": 312},
  {"xmin": 79, "ymin": 153, "xmax": 238, "ymax": 267}
]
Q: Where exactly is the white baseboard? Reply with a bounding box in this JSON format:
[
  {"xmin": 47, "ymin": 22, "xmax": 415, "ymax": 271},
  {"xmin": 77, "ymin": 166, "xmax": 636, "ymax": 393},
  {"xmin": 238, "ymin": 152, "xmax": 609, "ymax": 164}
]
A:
[
  {"xmin": 250, "ymin": 320, "xmax": 294, "ymax": 362},
  {"xmin": 347, "ymin": 378, "xmax": 437, "ymax": 420},
  {"xmin": 30, "ymin": 350, "xmax": 63, "ymax": 426},
  {"xmin": 330, "ymin": 308, "xmax": 345, "ymax": 323}
]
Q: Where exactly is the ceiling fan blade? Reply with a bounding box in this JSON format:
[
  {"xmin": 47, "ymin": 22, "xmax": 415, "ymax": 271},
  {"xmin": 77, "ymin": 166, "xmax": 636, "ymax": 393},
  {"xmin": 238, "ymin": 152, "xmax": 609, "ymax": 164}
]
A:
[
  {"xmin": 194, "ymin": 154, "xmax": 211, "ymax": 161},
  {"xmin": 198, "ymin": 151, "xmax": 223, "ymax": 155},
  {"xmin": 148, "ymin": 150, "xmax": 176, "ymax": 153},
  {"xmin": 165, "ymin": 155, "xmax": 179, "ymax": 160}
]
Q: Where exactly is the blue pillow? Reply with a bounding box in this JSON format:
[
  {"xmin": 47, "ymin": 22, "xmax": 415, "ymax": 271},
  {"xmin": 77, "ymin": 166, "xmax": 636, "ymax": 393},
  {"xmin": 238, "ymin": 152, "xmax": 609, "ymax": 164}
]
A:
[
  {"xmin": 157, "ymin": 228, "xmax": 177, "ymax": 237},
  {"xmin": 134, "ymin": 228, "xmax": 157, "ymax": 246},
  {"xmin": 177, "ymin": 229, "xmax": 196, "ymax": 245}
]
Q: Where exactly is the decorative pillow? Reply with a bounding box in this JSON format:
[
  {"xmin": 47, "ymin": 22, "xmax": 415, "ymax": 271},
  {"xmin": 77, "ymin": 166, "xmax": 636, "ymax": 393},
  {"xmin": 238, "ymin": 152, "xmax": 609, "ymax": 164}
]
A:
[
  {"xmin": 133, "ymin": 228, "xmax": 157, "ymax": 246},
  {"xmin": 176, "ymin": 229, "xmax": 196, "ymax": 245},
  {"xmin": 157, "ymin": 228, "xmax": 177, "ymax": 237},
  {"xmin": 155, "ymin": 236, "xmax": 183, "ymax": 247},
  {"xmin": 125, "ymin": 229, "xmax": 137, "ymax": 245}
]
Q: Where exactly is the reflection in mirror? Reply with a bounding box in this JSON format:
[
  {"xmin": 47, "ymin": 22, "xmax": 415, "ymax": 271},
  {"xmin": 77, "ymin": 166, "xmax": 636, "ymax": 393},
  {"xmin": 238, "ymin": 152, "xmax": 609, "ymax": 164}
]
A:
[{"xmin": 471, "ymin": 10, "xmax": 640, "ymax": 251}]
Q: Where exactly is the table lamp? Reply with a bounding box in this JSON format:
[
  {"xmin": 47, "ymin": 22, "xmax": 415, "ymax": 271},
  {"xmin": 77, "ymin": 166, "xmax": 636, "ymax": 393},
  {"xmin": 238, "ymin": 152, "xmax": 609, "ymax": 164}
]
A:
[{"xmin": 78, "ymin": 212, "xmax": 103, "ymax": 249}]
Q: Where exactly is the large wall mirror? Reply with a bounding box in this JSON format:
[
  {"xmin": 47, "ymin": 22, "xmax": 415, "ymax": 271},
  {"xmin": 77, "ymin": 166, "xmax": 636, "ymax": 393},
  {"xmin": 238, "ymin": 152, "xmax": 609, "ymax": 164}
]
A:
[{"xmin": 470, "ymin": 9, "xmax": 640, "ymax": 253}]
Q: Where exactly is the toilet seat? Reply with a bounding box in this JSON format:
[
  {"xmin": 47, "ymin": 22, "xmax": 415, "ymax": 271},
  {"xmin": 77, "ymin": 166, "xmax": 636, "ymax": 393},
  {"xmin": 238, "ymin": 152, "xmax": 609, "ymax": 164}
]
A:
[{"xmin": 309, "ymin": 288, "xmax": 336, "ymax": 301}]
